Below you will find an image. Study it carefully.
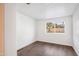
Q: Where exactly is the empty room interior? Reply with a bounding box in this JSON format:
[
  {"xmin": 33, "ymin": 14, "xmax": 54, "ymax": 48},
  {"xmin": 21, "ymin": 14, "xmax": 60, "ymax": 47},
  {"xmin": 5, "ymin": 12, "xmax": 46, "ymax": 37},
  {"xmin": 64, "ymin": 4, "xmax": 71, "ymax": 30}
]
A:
[{"xmin": 0, "ymin": 3, "xmax": 79, "ymax": 56}]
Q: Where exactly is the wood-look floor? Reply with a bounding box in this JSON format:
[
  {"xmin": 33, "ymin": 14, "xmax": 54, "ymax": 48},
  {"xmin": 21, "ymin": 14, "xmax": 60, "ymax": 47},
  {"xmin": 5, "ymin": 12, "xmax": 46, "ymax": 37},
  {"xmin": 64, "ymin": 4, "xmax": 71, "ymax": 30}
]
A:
[{"xmin": 17, "ymin": 41, "xmax": 77, "ymax": 56}]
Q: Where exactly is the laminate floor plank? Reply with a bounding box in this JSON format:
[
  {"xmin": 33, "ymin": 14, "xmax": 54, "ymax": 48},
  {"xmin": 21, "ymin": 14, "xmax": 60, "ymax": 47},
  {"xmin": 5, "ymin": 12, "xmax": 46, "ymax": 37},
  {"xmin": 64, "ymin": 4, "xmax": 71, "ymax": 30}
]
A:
[{"xmin": 17, "ymin": 41, "xmax": 77, "ymax": 56}]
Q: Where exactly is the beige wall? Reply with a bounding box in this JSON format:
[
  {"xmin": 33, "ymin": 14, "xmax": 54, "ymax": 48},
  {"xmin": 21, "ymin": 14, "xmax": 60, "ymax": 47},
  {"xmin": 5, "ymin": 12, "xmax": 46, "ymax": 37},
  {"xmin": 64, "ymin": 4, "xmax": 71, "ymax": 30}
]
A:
[
  {"xmin": 73, "ymin": 4, "xmax": 79, "ymax": 55},
  {"xmin": 36, "ymin": 16, "xmax": 73, "ymax": 46},
  {"xmin": 0, "ymin": 4, "xmax": 4, "ymax": 55},
  {"xmin": 4, "ymin": 4, "xmax": 17, "ymax": 56},
  {"xmin": 16, "ymin": 11, "xmax": 36, "ymax": 50}
]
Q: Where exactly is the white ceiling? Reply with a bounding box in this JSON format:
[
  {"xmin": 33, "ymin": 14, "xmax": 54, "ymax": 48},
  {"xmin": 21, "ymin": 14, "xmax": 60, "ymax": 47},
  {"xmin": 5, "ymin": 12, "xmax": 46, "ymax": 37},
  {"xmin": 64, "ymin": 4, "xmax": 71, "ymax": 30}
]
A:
[{"xmin": 16, "ymin": 3, "xmax": 79, "ymax": 20}]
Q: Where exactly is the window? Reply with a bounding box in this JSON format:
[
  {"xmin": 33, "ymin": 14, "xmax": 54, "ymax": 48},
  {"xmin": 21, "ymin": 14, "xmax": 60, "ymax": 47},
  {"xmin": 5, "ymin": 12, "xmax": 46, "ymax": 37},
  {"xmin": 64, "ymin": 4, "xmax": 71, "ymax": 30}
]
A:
[{"xmin": 46, "ymin": 19, "xmax": 64, "ymax": 33}]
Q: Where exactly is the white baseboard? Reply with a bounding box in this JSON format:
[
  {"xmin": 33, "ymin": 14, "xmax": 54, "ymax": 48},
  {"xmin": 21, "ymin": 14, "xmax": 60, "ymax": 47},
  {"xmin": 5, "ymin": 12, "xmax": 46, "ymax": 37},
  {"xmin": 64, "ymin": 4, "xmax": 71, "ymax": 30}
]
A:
[
  {"xmin": 37, "ymin": 40, "xmax": 72, "ymax": 47},
  {"xmin": 17, "ymin": 40, "xmax": 36, "ymax": 50},
  {"xmin": 73, "ymin": 46, "xmax": 79, "ymax": 56}
]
